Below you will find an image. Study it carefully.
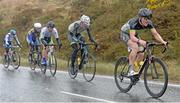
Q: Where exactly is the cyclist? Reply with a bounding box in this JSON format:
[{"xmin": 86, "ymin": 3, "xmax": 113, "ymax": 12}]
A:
[
  {"xmin": 40, "ymin": 21, "xmax": 62, "ymax": 65},
  {"xmin": 26, "ymin": 23, "xmax": 42, "ymax": 61},
  {"xmin": 120, "ymin": 8, "xmax": 167, "ymax": 76},
  {"xmin": 3, "ymin": 29, "xmax": 21, "ymax": 55},
  {"xmin": 68, "ymin": 15, "xmax": 98, "ymax": 75}
]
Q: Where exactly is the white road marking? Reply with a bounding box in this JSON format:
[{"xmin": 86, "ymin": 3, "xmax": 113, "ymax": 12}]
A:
[{"xmin": 61, "ymin": 91, "xmax": 116, "ymax": 103}]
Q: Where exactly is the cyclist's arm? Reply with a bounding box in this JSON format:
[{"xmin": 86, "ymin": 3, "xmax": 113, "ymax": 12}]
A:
[
  {"xmin": 40, "ymin": 28, "xmax": 47, "ymax": 45},
  {"xmin": 87, "ymin": 28, "xmax": 96, "ymax": 43},
  {"xmin": 27, "ymin": 33, "xmax": 33, "ymax": 44},
  {"xmin": 74, "ymin": 23, "xmax": 80, "ymax": 35},
  {"xmin": 5, "ymin": 35, "xmax": 10, "ymax": 45},
  {"xmin": 129, "ymin": 30, "xmax": 139, "ymax": 43},
  {"xmin": 53, "ymin": 28, "xmax": 62, "ymax": 46},
  {"xmin": 14, "ymin": 35, "xmax": 21, "ymax": 45},
  {"xmin": 130, "ymin": 30, "xmax": 146, "ymax": 46},
  {"xmin": 151, "ymin": 28, "xmax": 166, "ymax": 44}
]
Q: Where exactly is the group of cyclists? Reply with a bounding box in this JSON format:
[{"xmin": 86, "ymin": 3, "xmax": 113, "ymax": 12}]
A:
[{"xmin": 2, "ymin": 8, "xmax": 168, "ymax": 76}]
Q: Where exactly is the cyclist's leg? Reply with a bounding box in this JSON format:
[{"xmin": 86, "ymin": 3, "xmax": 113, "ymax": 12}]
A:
[
  {"xmin": 4, "ymin": 46, "xmax": 9, "ymax": 58},
  {"xmin": 79, "ymin": 35, "xmax": 88, "ymax": 63},
  {"xmin": 41, "ymin": 38, "xmax": 50, "ymax": 64},
  {"xmin": 120, "ymin": 31, "xmax": 138, "ymax": 75},
  {"xmin": 71, "ymin": 44, "xmax": 78, "ymax": 67},
  {"xmin": 127, "ymin": 40, "xmax": 139, "ymax": 74},
  {"xmin": 29, "ymin": 44, "xmax": 34, "ymax": 56},
  {"xmin": 68, "ymin": 32, "xmax": 79, "ymax": 73},
  {"xmin": 36, "ymin": 38, "xmax": 41, "ymax": 54},
  {"xmin": 136, "ymin": 53, "xmax": 144, "ymax": 62},
  {"xmin": 42, "ymin": 45, "xmax": 48, "ymax": 64}
]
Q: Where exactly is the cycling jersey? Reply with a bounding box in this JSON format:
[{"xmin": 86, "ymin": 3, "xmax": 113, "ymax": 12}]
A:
[
  {"xmin": 4, "ymin": 33, "xmax": 20, "ymax": 46},
  {"xmin": 69, "ymin": 20, "xmax": 90, "ymax": 34},
  {"xmin": 68, "ymin": 20, "xmax": 95, "ymax": 44},
  {"xmin": 40, "ymin": 27, "xmax": 59, "ymax": 44},
  {"xmin": 40, "ymin": 27, "xmax": 59, "ymax": 38},
  {"xmin": 26, "ymin": 29, "xmax": 41, "ymax": 45},
  {"xmin": 120, "ymin": 17, "xmax": 155, "ymax": 51},
  {"xmin": 121, "ymin": 17, "xmax": 154, "ymax": 35}
]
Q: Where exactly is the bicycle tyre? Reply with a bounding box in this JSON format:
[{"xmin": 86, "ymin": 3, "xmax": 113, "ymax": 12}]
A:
[
  {"xmin": 12, "ymin": 51, "xmax": 21, "ymax": 69},
  {"xmin": 49, "ymin": 54, "xmax": 57, "ymax": 77},
  {"xmin": 29, "ymin": 53, "xmax": 36, "ymax": 70},
  {"xmin": 67, "ymin": 56, "xmax": 78, "ymax": 79},
  {"xmin": 144, "ymin": 57, "xmax": 168, "ymax": 98},
  {"xmin": 114, "ymin": 56, "xmax": 133, "ymax": 93},
  {"xmin": 3, "ymin": 54, "xmax": 10, "ymax": 68},
  {"xmin": 83, "ymin": 53, "xmax": 96, "ymax": 82}
]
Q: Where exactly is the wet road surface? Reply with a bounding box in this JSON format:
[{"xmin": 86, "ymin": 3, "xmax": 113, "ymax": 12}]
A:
[{"xmin": 0, "ymin": 65, "xmax": 180, "ymax": 102}]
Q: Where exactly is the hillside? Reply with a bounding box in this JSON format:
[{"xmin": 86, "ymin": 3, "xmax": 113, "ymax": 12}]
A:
[{"xmin": 0, "ymin": 0, "xmax": 179, "ymax": 62}]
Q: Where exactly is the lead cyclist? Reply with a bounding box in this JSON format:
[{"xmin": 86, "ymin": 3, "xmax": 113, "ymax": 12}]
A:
[{"xmin": 120, "ymin": 8, "xmax": 168, "ymax": 76}]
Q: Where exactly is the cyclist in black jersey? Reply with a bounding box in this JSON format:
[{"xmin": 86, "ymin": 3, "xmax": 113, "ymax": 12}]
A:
[{"xmin": 120, "ymin": 8, "xmax": 167, "ymax": 76}]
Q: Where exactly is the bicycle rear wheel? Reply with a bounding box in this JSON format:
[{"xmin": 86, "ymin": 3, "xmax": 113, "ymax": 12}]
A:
[
  {"xmin": 2, "ymin": 54, "xmax": 9, "ymax": 68},
  {"xmin": 67, "ymin": 56, "xmax": 78, "ymax": 79},
  {"xmin": 114, "ymin": 56, "xmax": 133, "ymax": 93},
  {"xmin": 49, "ymin": 54, "xmax": 57, "ymax": 77},
  {"xmin": 144, "ymin": 57, "xmax": 168, "ymax": 98},
  {"xmin": 83, "ymin": 53, "xmax": 96, "ymax": 82},
  {"xmin": 12, "ymin": 51, "xmax": 20, "ymax": 69}
]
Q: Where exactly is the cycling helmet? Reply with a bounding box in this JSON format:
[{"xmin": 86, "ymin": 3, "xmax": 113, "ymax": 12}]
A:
[
  {"xmin": 34, "ymin": 23, "xmax": 42, "ymax": 32},
  {"xmin": 34, "ymin": 23, "xmax": 42, "ymax": 28},
  {"xmin": 80, "ymin": 15, "xmax": 90, "ymax": 26},
  {"xmin": 9, "ymin": 29, "xmax": 16, "ymax": 35},
  {"xmin": 47, "ymin": 21, "xmax": 55, "ymax": 28},
  {"xmin": 138, "ymin": 8, "xmax": 152, "ymax": 19}
]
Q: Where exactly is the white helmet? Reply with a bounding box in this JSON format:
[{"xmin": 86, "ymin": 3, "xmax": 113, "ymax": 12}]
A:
[
  {"xmin": 34, "ymin": 23, "xmax": 42, "ymax": 28},
  {"xmin": 34, "ymin": 23, "xmax": 42, "ymax": 32},
  {"xmin": 80, "ymin": 15, "xmax": 90, "ymax": 26}
]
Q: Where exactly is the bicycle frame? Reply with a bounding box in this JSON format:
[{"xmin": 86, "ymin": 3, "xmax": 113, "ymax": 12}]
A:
[
  {"xmin": 129, "ymin": 42, "xmax": 167, "ymax": 79},
  {"xmin": 77, "ymin": 43, "xmax": 89, "ymax": 70},
  {"xmin": 8, "ymin": 46, "xmax": 20, "ymax": 58}
]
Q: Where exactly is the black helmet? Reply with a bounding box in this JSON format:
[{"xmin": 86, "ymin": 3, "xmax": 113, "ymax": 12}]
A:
[
  {"xmin": 138, "ymin": 8, "xmax": 152, "ymax": 19},
  {"xmin": 47, "ymin": 21, "xmax": 55, "ymax": 28}
]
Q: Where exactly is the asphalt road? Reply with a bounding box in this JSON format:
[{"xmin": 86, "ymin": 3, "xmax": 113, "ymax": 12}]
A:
[{"xmin": 0, "ymin": 65, "xmax": 180, "ymax": 102}]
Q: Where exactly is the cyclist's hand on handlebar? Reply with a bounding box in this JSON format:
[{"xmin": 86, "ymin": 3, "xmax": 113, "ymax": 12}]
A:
[
  {"xmin": 164, "ymin": 41, "xmax": 168, "ymax": 49},
  {"xmin": 94, "ymin": 42, "xmax": 100, "ymax": 51},
  {"xmin": 139, "ymin": 40, "xmax": 146, "ymax": 47}
]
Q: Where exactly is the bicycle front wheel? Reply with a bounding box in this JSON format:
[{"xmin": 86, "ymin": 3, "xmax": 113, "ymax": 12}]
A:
[
  {"xmin": 49, "ymin": 54, "xmax": 57, "ymax": 77},
  {"xmin": 28, "ymin": 53, "xmax": 35, "ymax": 70},
  {"xmin": 12, "ymin": 51, "xmax": 21, "ymax": 69},
  {"xmin": 144, "ymin": 57, "xmax": 168, "ymax": 98},
  {"xmin": 114, "ymin": 56, "xmax": 133, "ymax": 93},
  {"xmin": 83, "ymin": 53, "xmax": 96, "ymax": 82},
  {"xmin": 67, "ymin": 56, "xmax": 78, "ymax": 79}
]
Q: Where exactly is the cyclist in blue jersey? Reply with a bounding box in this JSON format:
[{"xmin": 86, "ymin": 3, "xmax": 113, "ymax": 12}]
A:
[
  {"xmin": 3, "ymin": 29, "xmax": 21, "ymax": 55},
  {"xmin": 26, "ymin": 23, "xmax": 42, "ymax": 60}
]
